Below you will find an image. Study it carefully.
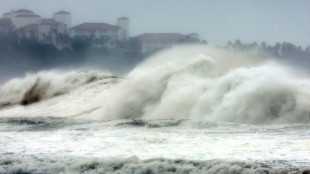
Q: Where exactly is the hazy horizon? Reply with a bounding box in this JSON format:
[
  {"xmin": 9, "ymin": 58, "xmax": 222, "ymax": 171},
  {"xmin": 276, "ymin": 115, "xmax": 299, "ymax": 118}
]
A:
[{"xmin": 0, "ymin": 0, "xmax": 309, "ymax": 47}]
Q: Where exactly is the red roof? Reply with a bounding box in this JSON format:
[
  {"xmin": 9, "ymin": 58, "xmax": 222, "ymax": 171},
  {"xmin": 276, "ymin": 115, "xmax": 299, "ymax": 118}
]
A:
[
  {"xmin": 3, "ymin": 9, "xmax": 33, "ymax": 16},
  {"xmin": 18, "ymin": 24, "xmax": 39, "ymax": 32},
  {"xmin": 118, "ymin": 17, "xmax": 129, "ymax": 20},
  {"xmin": 15, "ymin": 9, "xmax": 33, "ymax": 13},
  {"xmin": 41, "ymin": 18, "xmax": 62, "ymax": 26},
  {"xmin": 16, "ymin": 14, "xmax": 40, "ymax": 18},
  {"xmin": 72, "ymin": 23, "xmax": 120, "ymax": 31},
  {"xmin": 55, "ymin": 11, "xmax": 71, "ymax": 15},
  {"xmin": 136, "ymin": 33, "xmax": 186, "ymax": 43},
  {"xmin": 0, "ymin": 18, "xmax": 12, "ymax": 26}
]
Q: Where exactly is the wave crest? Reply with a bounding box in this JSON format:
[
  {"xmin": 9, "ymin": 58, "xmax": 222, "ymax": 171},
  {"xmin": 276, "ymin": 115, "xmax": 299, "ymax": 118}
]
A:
[
  {"xmin": 0, "ymin": 70, "xmax": 115, "ymax": 106},
  {"xmin": 98, "ymin": 45, "xmax": 310, "ymax": 124}
]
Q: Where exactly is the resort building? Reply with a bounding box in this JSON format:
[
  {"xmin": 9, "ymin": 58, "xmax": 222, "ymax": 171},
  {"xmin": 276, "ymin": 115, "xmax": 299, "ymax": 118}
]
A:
[
  {"xmin": 71, "ymin": 17, "xmax": 129, "ymax": 41},
  {"xmin": 136, "ymin": 33, "xmax": 200, "ymax": 53},
  {"xmin": 1, "ymin": 9, "xmax": 71, "ymax": 33}
]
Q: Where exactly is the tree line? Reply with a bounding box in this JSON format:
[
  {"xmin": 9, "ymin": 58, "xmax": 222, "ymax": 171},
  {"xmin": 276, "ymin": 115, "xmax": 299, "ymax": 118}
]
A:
[
  {"xmin": 226, "ymin": 40, "xmax": 310, "ymax": 68},
  {"xmin": 0, "ymin": 31, "xmax": 309, "ymax": 76}
]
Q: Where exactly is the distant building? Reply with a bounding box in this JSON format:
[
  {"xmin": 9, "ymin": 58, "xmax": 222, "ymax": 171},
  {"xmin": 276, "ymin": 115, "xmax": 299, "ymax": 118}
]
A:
[
  {"xmin": 0, "ymin": 9, "xmax": 71, "ymax": 48},
  {"xmin": 71, "ymin": 23, "xmax": 119, "ymax": 39},
  {"xmin": 17, "ymin": 24, "xmax": 39, "ymax": 38},
  {"xmin": 117, "ymin": 17, "xmax": 129, "ymax": 40},
  {"xmin": 0, "ymin": 9, "xmax": 133, "ymax": 49},
  {"xmin": 39, "ymin": 18, "xmax": 67, "ymax": 34},
  {"xmin": 71, "ymin": 18, "xmax": 129, "ymax": 41},
  {"xmin": 2, "ymin": 9, "xmax": 41, "ymax": 29},
  {"xmin": 53, "ymin": 11, "xmax": 71, "ymax": 29},
  {"xmin": 0, "ymin": 8, "xmax": 204, "ymax": 53},
  {"xmin": 16, "ymin": 18, "xmax": 67, "ymax": 39},
  {"xmin": 0, "ymin": 18, "xmax": 13, "ymax": 33},
  {"xmin": 136, "ymin": 33, "xmax": 201, "ymax": 53},
  {"xmin": 2, "ymin": 9, "xmax": 33, "ymax": 19},
  {"xmin": 186, "ymin": 33, "xmax": 200, "ymax": 42},
  {"xmin": 136, "ymin": 33, "xmax": 185, "ymax": 53},
  {"xmin": 1, "ymin": 9, "xmax": 71, "ymax": 32},
  {"xmin": 14, "ymin": 14, "xmax": 41, "ymax": 29}
]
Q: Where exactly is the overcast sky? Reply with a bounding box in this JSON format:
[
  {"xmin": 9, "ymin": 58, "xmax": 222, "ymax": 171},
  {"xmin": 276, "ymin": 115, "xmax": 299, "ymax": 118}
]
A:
[{"xmin": 0, "ymin": 0, "xmax": 309, "ymax": 47}]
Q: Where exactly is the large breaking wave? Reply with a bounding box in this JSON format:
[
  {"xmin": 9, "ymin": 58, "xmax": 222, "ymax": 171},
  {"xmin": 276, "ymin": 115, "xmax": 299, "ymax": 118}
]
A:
[
  {"xmin": 1, "ymin": 46, "xmax": 310, "ymax": 173},
  {"xmin": 1, "ymin": 45, "xmax": 310, "ymax": 124},
  {"xmin": 0, "ymin": 70, "xmax": 115, "ymax": 106},
  {"xmin": 98, "ymin": 45, "xmax": 310, "ymax": 124}
]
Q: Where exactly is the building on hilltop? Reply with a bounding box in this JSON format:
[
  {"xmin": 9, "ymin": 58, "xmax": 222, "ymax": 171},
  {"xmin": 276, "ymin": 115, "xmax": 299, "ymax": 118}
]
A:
[
  {"xmin": 136, "ymin": 33, "xmax": 201, "ymax": 53},
  {"xmin": 39, "ymin": 18, "xmax": 67, "ymax": 44},
  {"xmin": 117, "ymin": 17, "xmax": 129, "ymax": 40},
  {"xmin": 0, "ymin": 9, "xmax": 71, "ymax": 48},
  {"xmin": 40, "ymin": 18, "xmax": 67, "ymax": 34},
  {"xmin": 16, "ymin": 18, "xmax": 67, "ymax": 38},
  {"xmin": 53, "ymin": 11, "xmax": 71, "ymax": 28},
  {"xmin": 1, "ymin": 9, "xmax": 71, "ymax": 32},
  {"xmin": 71, "ymin": 23, "xmax": 122, "ymax": 47},
  {"xmin": 14, "ymin": 14, "xmax": 41, "ymax": 29},
  {"xmin": 2, "ymin": 9, "xmax": 41, "ymax": 29},
  {"xmin": 186, "ymin": 33, "xmax": 200, "ymax": 42},
  {"xmin": 71, "ymin": 23, "xmax": 119, "ymax": 39},
  {"xmin": 71, "ymin": 18, "xmax": 130, "ymax": 41},
  {"xmin": 16, "ymin": 21, "xmax": 67, "ymax": 47},
  {"xmin": 16, "ymin": 24, "xmax": 39, "ymax": 38},
  {"xmin": 0, "ymin": 9, "xmax": 131, "ymax": 49},
  {"xmin": 136, "ymin": 33, "xmax": 200, "ymax": 54},
  {"xmin": 2, "ymin": 9, "xmax": 34, "ymax": 19}
]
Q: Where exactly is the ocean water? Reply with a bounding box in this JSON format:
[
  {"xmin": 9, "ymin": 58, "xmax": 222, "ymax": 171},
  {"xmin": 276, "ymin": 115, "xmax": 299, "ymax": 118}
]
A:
[{"xmin": 0, "ymin": 45, "xmax": 310, "ymax": 173}]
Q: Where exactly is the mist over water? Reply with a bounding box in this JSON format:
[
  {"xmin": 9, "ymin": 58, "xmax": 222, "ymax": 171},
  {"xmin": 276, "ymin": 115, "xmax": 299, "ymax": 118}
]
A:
[
  {"xmin": 1, "ymin": 45, "xmax": 310, "ymax": 173},
  {"xmin": 1, "ymin": 45, "xmax": 310, "ymax": 124},
  {"xmin": 97, "ymin": 45, "xmax": 310, "ymax": 124}
]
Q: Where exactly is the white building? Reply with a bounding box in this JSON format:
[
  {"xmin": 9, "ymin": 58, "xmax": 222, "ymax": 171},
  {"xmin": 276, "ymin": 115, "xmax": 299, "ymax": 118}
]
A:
[
  {"xmin": 117, "ymin": 17, "xmax": 129, "ymax": 40},
  {"xmin": 17, "ymin": 18, "xmax": 67, "ymax": 44},
  {"xmin": 71, "ymin": 23, "xmax": 121, "ymax": 41},
  {"xmin": 136, "ymin": 33, "xmax": 185, "ymax": 53},
  {"xmin": 187, "ymin": 33, "xmax": 200, "ymax": 42},
  {"xmin": 38, "ymin": 18, "xmax": 67, "ymax": 43},
  {"xmin": 14, "ymin": 14, "xmax": 41, "ymax": 29},
  {"xmin": 53, "ymin": 11, "xmax": 71, "ymax": 29},
  {"xmin": 71, "ymin": 18, "xmax": 129, "ymax": 41},
  {"xmin": 2, "ymin": 9, "xmax": 42, "ymax": 29},
  {"xmin": 16, "ymin": 24, "xmax": 39, "ymax": 38},
  {"xmin": 136, "ymin": 33, "xmax": 201, "ymax": 53},
  {"xmin": 2, "ymin": 9, "xmax": 34, "ymax": 20},
  {"xmin": 1, "ymin": 9, "xmax": 71, "ymax": 32},
  {"xmin": 6, "ymin": 10, "xmax": 69, "ymax": 47},
  {"xmin": 71, "ymin": 23, "xmax": 120, "ymax": 47},
  {"xmin": 39, "ymin": 18, "xmax": 66, "ymax": 34}
]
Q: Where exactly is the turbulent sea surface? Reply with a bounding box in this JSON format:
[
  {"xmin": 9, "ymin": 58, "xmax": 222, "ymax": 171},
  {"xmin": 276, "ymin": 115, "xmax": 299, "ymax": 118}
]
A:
[{"xmin": 1, "ymin": 45, "xmax": 310, "ymax": 173}]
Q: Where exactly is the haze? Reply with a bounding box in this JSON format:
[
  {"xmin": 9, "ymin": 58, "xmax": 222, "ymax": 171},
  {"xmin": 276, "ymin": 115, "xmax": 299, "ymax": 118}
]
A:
[{"xmin": 0, "ymin": 0, "xmax": 309, "ymax": 47}]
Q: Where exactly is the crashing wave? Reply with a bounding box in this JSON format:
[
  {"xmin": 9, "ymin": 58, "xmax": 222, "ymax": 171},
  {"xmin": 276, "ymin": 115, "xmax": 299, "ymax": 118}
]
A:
[
  {"xmin": 98, "ymin": 45, "xmax": 310, "ymax": 124},
  {"xmin": 0, "ymin": 70, "xmax": 117, "ymax": 106},
  {"xmin": 1, "ymin": 45, "xmax": 310, "ymax": 125}
]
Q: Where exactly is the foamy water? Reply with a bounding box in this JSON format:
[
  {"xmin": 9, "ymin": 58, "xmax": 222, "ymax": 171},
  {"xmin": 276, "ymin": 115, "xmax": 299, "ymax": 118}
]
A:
[{"xmin": 0, "ymin": 45, "xmax": 310, "ymax": 173}]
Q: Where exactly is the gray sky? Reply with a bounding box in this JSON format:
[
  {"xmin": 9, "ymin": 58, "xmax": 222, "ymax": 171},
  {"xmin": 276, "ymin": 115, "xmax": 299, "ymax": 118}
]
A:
[{"xmin": 0, "ymin": 0, "xmax": 309, "ymax": 47}]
